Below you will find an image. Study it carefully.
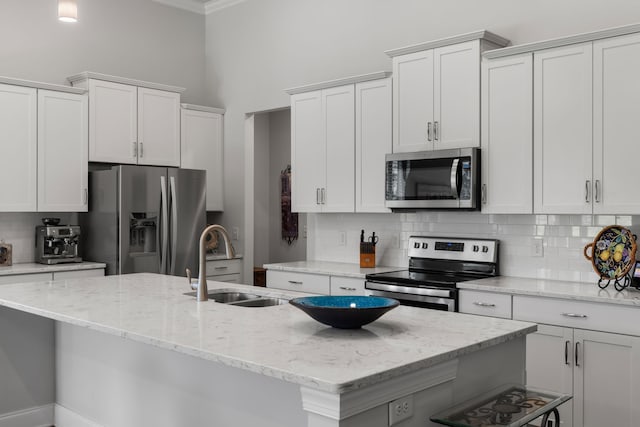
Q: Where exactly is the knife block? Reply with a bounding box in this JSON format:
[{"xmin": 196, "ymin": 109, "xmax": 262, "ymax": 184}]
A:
[{"xmin": 360, "ymin": 242, "xmax": 376, "ymax": 268}]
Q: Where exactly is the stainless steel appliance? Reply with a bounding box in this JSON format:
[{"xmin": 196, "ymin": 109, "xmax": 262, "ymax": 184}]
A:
[
  {"xmin": 80, "ymin": 165, "xmax": 206, "ymax": 276},
  {"xmin": 385, "ymin": 148, "xmax": 480, "ymax": 210},
  {"xmin": 36, "ymin": 225, "xmax": 82, "ymax": 264},
  {"xmin": 365, "ymin": 236, "xmax": 498, "ymax": 311}
]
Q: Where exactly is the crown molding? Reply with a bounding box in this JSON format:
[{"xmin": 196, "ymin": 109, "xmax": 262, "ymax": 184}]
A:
[{"xmin": 205, "ymin": 0, "xmax": 246, "ymax": 14}]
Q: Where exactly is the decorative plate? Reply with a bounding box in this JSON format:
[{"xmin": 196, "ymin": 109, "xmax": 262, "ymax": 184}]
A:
[
  {"xmin": 289, "ymin": 296, "xmax": 399, "ymax": 329},
  {"xmin": 583, "ymin": 225, "xmax": 637, "ymax": 279}
]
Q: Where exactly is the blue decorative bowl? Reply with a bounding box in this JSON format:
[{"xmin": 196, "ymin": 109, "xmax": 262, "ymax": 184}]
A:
[{"xmin": 289, "ymin": 296, "xmax": 399, "ymax": 329}]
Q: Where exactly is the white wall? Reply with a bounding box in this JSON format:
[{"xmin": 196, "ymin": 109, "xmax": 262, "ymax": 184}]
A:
[
  {"xmin": 1, "ymin": 0, "xmax": 206, "ymax": 103},
  {"xmin": 204, "ymin": 0, "xmax": 640, "ymax": 257}
]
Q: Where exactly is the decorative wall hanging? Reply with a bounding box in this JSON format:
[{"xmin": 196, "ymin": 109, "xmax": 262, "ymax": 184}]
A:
[{"xmin": 280, "ymin": 165, "xmax": 298, "ymax": 245}]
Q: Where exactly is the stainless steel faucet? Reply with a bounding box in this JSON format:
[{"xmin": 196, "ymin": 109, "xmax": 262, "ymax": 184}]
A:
[{"xmin": 190, "ymin": 224, "xmax": 236, "ymax": 302}]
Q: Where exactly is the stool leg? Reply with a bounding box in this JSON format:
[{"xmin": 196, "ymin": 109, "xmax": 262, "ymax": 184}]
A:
[{"xmin": 539, "ymin": 407, "xmax": 560, "ymax": 427}]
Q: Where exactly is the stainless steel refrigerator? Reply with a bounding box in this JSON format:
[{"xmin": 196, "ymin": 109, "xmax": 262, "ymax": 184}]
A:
[{"xmin": 80, "ymin": 165, "xmax": 206, "ymax": 277}]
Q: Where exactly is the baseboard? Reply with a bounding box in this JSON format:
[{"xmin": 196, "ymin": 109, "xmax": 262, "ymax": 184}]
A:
[
  {"xmin": 54, "ymin": 405, "xmax": 102, "ymax": 427},
  {"xmin": 0, "ymin": 404, "xmax": 54, "ymax": 427}
]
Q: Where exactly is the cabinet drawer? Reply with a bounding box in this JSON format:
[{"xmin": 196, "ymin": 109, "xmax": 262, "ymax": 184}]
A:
[
  {"xmin": 0, "ymin": 272, "xmax": 51, "ymax": 285},
  {"xmin": 206, "ymin": 259, "xmax": 241, "ymax": 276},
  {"xmin": 330, "ymin": 276, "xmax": 365, "ymax": 296},
  {"xmin": 53, "ymin": 269, "xmax": 104, "ymax": 280},
  {"xmin": 266, "ymin": 270, "xmax": 330, "ymax": 294},
  {"xmin": 459, "ymin": 290, "xmax": 512, "ymax": 319},
  {"xmin": 206, "ymin": 273, "xmax": 241, "ymax": 284},
  {"xmin": 513, "ymin": 295, "xmax": 640, "ymax": 336}
]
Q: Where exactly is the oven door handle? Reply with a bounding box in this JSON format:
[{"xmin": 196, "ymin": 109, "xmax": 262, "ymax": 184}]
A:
[
  {"xmin": 450, "ymin": 158, "xmax": 460, "ymax": 199},
  {"xmin": 365, "ymin": 281, "xmax": 456, "ymax": 298}
]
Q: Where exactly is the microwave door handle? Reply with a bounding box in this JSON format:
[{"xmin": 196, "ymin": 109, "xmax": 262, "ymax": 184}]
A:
[{"xmin": 450, "ymin": 158, "xmax": 460, "ymax": 199}]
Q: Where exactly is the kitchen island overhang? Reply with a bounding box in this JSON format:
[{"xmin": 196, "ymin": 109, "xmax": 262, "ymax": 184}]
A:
[{"xmin": 0, "ymin": 273, "xmax": 536, "ymax": 427}]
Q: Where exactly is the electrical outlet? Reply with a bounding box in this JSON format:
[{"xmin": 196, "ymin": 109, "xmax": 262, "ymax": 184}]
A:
[
  {"xmin": 532, "ymin": 238, "xmax": 544, "ymax": 257},
  {"xmin": 388, "ymin": 395, "xmax": 413, "ymax": 425},
  {"xmin": 231, "ymin": 227, "xmax": 239, "ymax": 241},
  {"xmin": 338, "ymin": 231, "xmax": 347, "ymax": 246}
]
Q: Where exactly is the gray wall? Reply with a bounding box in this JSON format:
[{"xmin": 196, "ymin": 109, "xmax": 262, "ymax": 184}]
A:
[
  {"xmin": 1, "ymin": 0, "xmax": 206, "ymax": 104},
  {"xmin": 204, "ymin": 0, "xmax": 640, "ymax": 255}
]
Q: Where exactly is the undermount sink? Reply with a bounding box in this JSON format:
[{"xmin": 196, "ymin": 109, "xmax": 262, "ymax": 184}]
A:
[{"xmin": 183, "ymin": 290, "xmax": 288, "ymax": 307}]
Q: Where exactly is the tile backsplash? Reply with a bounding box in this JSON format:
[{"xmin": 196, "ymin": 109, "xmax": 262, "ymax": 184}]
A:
[
  {"xmin": 307, "ymin": 212, "xmax": 640, "ymax": 283},
  {"xmin": 0, "ymin": 213, "xmax": 77, "ymax": 264}
]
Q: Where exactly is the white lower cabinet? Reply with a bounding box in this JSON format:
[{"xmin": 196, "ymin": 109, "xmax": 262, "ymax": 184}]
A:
[
  {"xmin": 206, "ymin": 258, "xmax": 242, "ymax": 283},
  {"xmin": 513, "ymin": 295, "xmax": 640, "ymax": 427},
  {"xmin": 330, "ymin": 276, "xmax": 366, "ymax": 296},
  {"xmin": 0, "ymin": 268, "xmax": 104, "ymax": 285},
  {"xmin": 266, "ymin": 270, "xmax": 330, "ymax": 294},
  {"xmin": 458, "ymin": 290, "xmax": 512, "ymax": 319}
]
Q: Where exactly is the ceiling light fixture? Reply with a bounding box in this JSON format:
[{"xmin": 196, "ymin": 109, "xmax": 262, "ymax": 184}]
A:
[{"xmin": 58, "ymin": 0, "xmax": 78, "ymax": 23}]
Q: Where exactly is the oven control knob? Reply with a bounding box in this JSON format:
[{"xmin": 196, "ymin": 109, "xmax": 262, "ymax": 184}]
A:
[
  {"xmin": 482, "ymin": 246, "xmax": 489, "ymax": 253},
  {"xmin": 473, "ymin": 245, "xmax": 479, "ymax": 252},
  {"xmin": 422, "ymin": 243, "xmax": 428, "ymax": 249},
  {"xmin": 414, "ymin": 242, "xmax": 420, "ymax": 249}
]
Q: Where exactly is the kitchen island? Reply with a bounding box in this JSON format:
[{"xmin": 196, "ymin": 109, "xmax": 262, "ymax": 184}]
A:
[{"xmin": 0, "ymin": 273, "xmax": 536, "ymax": 427}]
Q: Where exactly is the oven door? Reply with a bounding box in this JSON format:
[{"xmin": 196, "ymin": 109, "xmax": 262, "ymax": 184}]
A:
[
  {"xmin": 365, "ymin": 281, "xmax": 457, "ymax": 312},
  {"xmin": 385, "ymin": 147, "xmax": 478, "ymax": 210}
]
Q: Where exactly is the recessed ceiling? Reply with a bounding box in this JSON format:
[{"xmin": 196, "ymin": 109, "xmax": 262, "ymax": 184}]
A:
[{"xmin": 152, "ymin": 0, "xmax": 246, "ymax": 15}]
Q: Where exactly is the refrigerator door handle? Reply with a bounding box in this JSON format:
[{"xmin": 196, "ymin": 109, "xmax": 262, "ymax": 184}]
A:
[
  {"xmin": 160, "ymin": 176, "xmax": 169, "ymax": 274},
  {"xmin": 169, "ymin": 176, "xmax": 179, "ymax": 275}
]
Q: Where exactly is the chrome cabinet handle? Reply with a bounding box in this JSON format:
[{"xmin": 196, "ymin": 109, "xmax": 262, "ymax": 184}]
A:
[
  {"xmin": 565, "ymin": 340, "xmax": 570, "ymax": 365},
  {"xmin": 139, "ymin": 142, "xmax": 144, "ymax": 158},
  {"xmin": 83, "ymin": 188, "xmax": 88, "ymax": 205},
  {"xmin": 339, "ymin": 286, "xmax": 357, "ymax": 291},
  {"xmin": 132, "ymin": 141, "xmax": 138, "ymax": 158},
  {"xmin": 321, "ymin": 188, "xmax": 326, "ymax": 205},
  {"xmin": 481, "ymin": 184, "xmax": 487, "ymax": 205},
  {"xmin": 473, "ymin": 302, "xmax": 496, "ymax": 307},
  {"xmin": 214, "ymin": 266, "xmax": 228, "ymax": 270},
  {"xmin": 575, "ymin": 342, "xmax": 581, "ymax": 367},
  {"xmin": 585, "ymin": 180, "xmax": 591, "ymax": 203},
  {"xmin": 434, "ymin": 121, "xmax": 439, "ymax": 141},
  {"xmin": 316, "ymin": 188, "xmax": 320, "ymax": 205},
  {"xmin": 288, "ymin": 280, "xmax": 303, "ymax": 285},
  {"xmin": 427, "ymin": 122, "xmax": 432, "ymax": 142},
  {"xmin": 562, "ymin": 313, "xmax": 588, "ymax": 318},
  {"xmin": 595, "ymin": 180, "xmax": 601, "ymax": 203}
]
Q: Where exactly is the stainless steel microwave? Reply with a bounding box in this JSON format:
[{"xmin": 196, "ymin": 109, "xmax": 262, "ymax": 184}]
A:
[{"xmin": 385, "ymin": 148, "xmax": 480, "ymax": 210}]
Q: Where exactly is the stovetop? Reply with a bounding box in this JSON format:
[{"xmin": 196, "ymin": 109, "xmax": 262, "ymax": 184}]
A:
[{"xmin": 365, "ymin": 269, "xmax": 484, "ymax": 289}]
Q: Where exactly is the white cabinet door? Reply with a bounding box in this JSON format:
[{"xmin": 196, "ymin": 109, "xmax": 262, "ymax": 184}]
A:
[
  {"xmin": 593, "ymin": 33, "xmax": 640, "ymax": 214},
  {"xmin": 181, "ymin": 109, "xmax": 224, "ymax": 211},
  {"xmin": 0, "ymin": 84, "xmax": 37, "ymax": 212},
  {"xmin": 37, "ymin": 90, "xmax": 88, "ymax": 212},
  {"xmin": 291, "ymin": 91, "xmax": 324, "ymax": 213},
  {"xmin": 88, "ymin": 79, "xmax": 137, "ymax": 164},
  {"xmin": 392, "ymin": 49, "xmax": 434, "ymax": 153},
  {"xmin": 322, "ymin": 84, "xmax": 355, "ymax": 212},
  {"xmin": 525, "ymin": 324, "xmax": 574, "ymax": 427},
  {"xmin": 434, "ymin": 40, "xmax": 480, "ymax": 149},
  {"xmin": 573, "ymin": 329, "xmax": 640, "ymax": 427},
  {"xmin": 481, "ymin": 53, "xmax": 533, "ymax": 214},
  {"xmin": 137, "ymin": 88, "xmax": 180, "ymax": 167},
  {"xmin": 534, "ymin": 44, "xmax": 593, "ymax": 214},
  {"xmin": 355, "ymin": 78, "xmax": 391, "ymax": 213}
]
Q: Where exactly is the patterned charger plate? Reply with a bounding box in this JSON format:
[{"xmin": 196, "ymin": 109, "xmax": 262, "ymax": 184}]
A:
[{"xmin": 584, "ymin": 225, "xmax": 637, "ymax": 279}]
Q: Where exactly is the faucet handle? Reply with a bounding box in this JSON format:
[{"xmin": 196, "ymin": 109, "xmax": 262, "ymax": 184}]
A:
[{"xmin": 186, "ymin": 268, "xmax": 196, "ymax": 290}]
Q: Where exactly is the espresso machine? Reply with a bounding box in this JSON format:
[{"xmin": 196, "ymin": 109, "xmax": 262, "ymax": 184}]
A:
[{"xmin": 36, "ymin": 218, "xmax": 82, "ymax": 264}]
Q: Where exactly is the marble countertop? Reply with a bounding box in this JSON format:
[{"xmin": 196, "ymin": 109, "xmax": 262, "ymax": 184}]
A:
[
  {"xmin": 263, "ymin": 260, "xmax": 404, "ymax": 278},
  {"xmin": 460, "ymin": 276, "xmax": 640, "ymax": 307},
  {"xmin": 0, "ymin": 261, "xmax": 106, "ymax": 276},
  {"xmin": 0, "ymin": 273, "xmax": 535, "ymax": 394}
]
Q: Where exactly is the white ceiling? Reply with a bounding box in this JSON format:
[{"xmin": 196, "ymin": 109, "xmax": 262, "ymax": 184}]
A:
[{"xmin": 152, "ymin": 0, "xmax": 246, "ymax": 15}]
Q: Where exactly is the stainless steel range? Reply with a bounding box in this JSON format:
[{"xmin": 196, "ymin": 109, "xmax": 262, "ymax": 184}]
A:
[{"xmin": 365, "ymin": 236, "xmax": 499, "ymax": 311}]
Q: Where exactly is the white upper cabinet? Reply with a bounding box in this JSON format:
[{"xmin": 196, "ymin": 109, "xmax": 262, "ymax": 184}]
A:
[
  {"xmin": 322, "ymin": 84, "xmax": 355, "ymax": 212},
  {"xmin": 180, "ymin": 105, "xmax": 225, "ymax": 211},
  {"xmin": 69, "ymin": 72, "xmax": 184, "ymax": 167},
  {"xmin": 534, "ymin": 43, "xmax": 593, "ymax": 214},
  {"xmin": 355, "ymin": 78, "xmax": 392, "ymax": 213},
  {"xmin": 388, "ymin": 32, "xmax": 509, "ymax": 153},
  {"xmin": 481, "ymin": 53, "xmax": 533, "ymax": 214},
  {"xmin": 291, "ymin": 90, "xmax": 324, "ymax": 213},
  {"xmin": 593, "ymin": 32, "xmax": 640, "ymax": 214},
  {"xmin": 138, "ymin": 88, "xmax": 180, "ymax": 167},
  {"xmin": 0, "ymin": 84, "xmax": 37, "ymax": 211},
  {"xmin": 37, "ymin": 90, "xmax": 88, "ymax": 212},
  {"xmin": 87, "ymin": 79, "xmax": 137, "ymax": 164}
]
